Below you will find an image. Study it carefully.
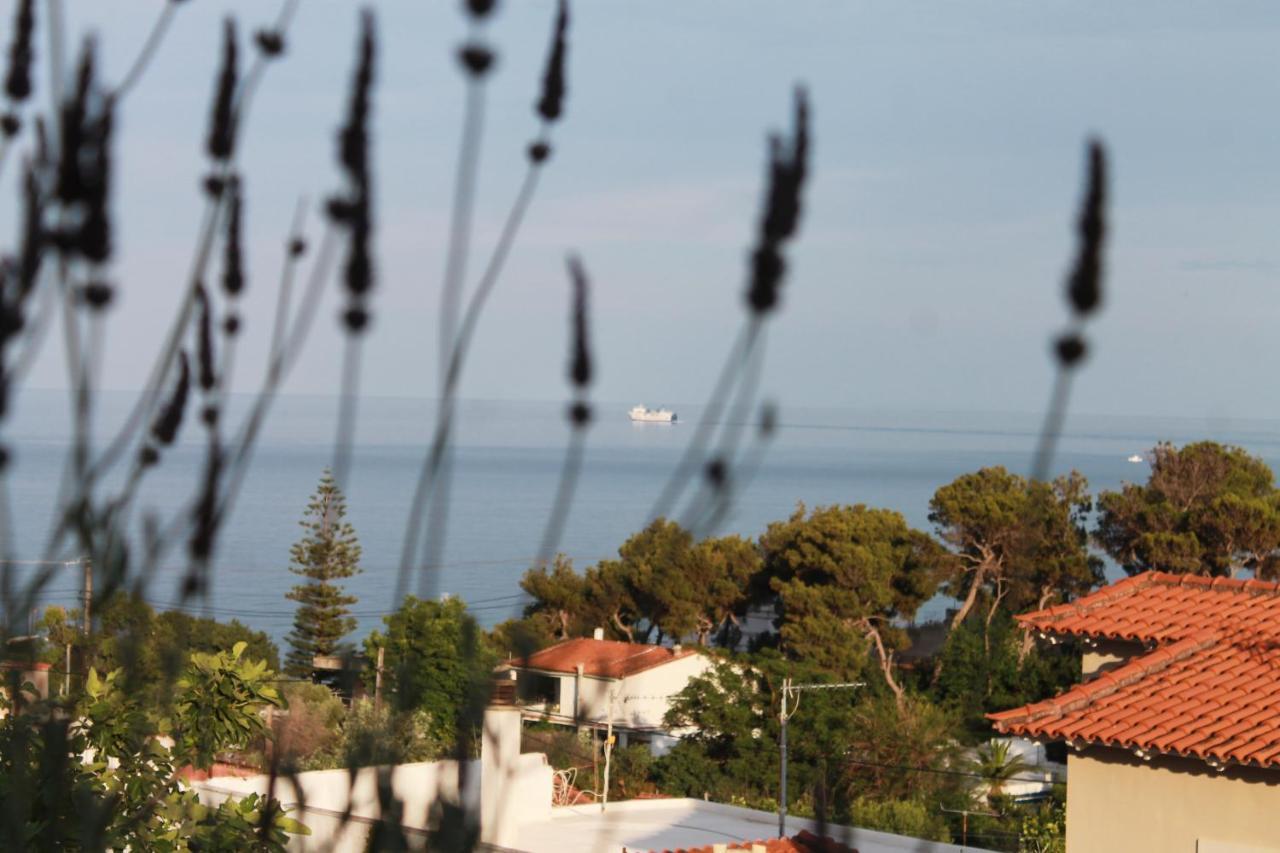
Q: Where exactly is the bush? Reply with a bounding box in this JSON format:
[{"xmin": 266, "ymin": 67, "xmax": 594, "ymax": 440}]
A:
[
  {"xmin": 306, "ymin": 699, "xmax": 445, "ymax": 770},
  {"xmin": 848, "ymin": 797, "xmax": 950, "ymax": 842},
  {"xmin": 271, "ymin": 682, "xmax": 347, "ymax": 768}
]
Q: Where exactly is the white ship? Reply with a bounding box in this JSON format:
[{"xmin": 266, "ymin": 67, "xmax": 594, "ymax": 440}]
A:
[
  {"xmin": 629, "ymin": 405, "xmax": 677, "ymax": 423},
  {"xmin": 1127, "ymin": 454, "xmax": 1144, "ymax": 463}
]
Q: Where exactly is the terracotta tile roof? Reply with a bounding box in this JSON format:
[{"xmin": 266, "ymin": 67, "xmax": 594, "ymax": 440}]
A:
[
  {"xmin": 506, "ymin": 638, "xmax": 702, "ymax": 679},
  {"xmin": 646, "ymin": 829, "xmax": 857, "ymax": 853},
  {"xmin": 990, "ymin": 571, "xmax": 1280, "ymax": 768},
  {"xmin": 1015, "ymin": 571, "xmax": 1280, "ymax": 643}
]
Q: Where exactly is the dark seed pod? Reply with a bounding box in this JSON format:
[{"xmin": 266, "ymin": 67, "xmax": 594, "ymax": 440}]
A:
[
  {"xmin": 56, "ymin": 41, "xmax": 94, "ymax": 205},
  {"xmin": 17, "ymin": 163, "xmax": 42, "ymax": 299},
  {"xmin": 535, "ymin": 0, "xmax": 568, "ymax": 122},
  {"xmin": 566, "ymin": 255, "xmax": 591, "ymax": 388},
  {"xmin": 151, "ymin": 351, "xmax": 191, "ymax": 446},
  {"xmin": 458, "ymin": 43, "xmax": 495, "ymax": 77},
  {"xmin": 527, "ymin": 141, "xmax": 551, "ymax": 164},
  {"xmin": 568, "ymin": 401, "xmax": 592, "ymax": 427},
  {"xmin": 195, "ymin": 285, "xmax": 216, "ymax": 391},
  {"xmin": 760, "ymin": 401, "xmax": 778, "ymax": 437},
  {"xmin": 464, "ymin": 0, "xmax": 498, "ymax": 19},
  {"xmin": 1067, "ymin": 139, "xmax": 1106, "ymax": 317},
  {"xmin": 288, "ymin": 237, "xmax": 307, "ymax": 258},
  {"xmin": 221, "ymin": 178, "xmax": 244, "ymax": 296},
  {"xmin": 82, "ymin": 281, "xmax": 114, "ymax": 309},
  {"xmin": 138, "ymin": 445, "xmax": 160, "ymax": 467},
  {"xmin": 200, "ymin": 404, "xmax": 219, "ymax": 427},
  {"xmin": 205, "ymin": 19, "xmax": 238, "ymax": 161},
  {"xmin": 342, "ymin": 305, "xmax": 370, "ymax": 333},
  {"xmin": 0, "ymin": 113, "xmax": 19, "ymax": 137},
  {"xmin": 746, "ymin": 246, "xmax": 785, "ymax": 314},
  {"xmin": 222, "ymin": 312, "xmax": 241, "ymax": 336},
  {"xmin": 254, "ymin": 29, "xmax": 285, "ymax": 58},
  {"xmin": 705, "ymin": 457, "xmax": 728, "ymax": 490},
  {"xmin": 1055, "ymin": 333, "xmax": 1086, "ymax": 366},
  {"xmin": 0, "ymin": 445, "xmax": 8, "ymax": 470},
  {"xmin": 326, "ymin": 197, "xmax": 354, "ymax": 223},
  {"xmin": 4, "ymin": 0, "xmax": 34, "ymax": 103},
  {"xmin": 78, "ymin": 97, "xmax": 114, "ymax": 263},
  {"xmin": 203, "ymin": 174, "xmax": 226, "ymax": 197}
]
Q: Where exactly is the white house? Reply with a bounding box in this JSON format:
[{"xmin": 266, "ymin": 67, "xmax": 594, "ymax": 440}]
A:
[{"xmin": 498, "ymin": 634, "xmax": 714, "ymax": 756}]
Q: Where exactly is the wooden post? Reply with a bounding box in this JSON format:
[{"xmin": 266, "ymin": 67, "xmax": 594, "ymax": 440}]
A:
[{"xmin": 374, "ymin": 645, "xmax": 385, "ymax": 708}]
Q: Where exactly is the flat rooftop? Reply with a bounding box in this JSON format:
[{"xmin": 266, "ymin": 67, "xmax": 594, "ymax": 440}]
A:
[{"xmin": 508, "ymin": 798, "xmax": 991, "ymax": 853}]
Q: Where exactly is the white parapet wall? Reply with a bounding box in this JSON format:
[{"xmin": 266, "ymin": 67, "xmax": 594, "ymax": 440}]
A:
[{"xmin": 194, "ymin": 753, "xmax": 553, "ymax": 852}]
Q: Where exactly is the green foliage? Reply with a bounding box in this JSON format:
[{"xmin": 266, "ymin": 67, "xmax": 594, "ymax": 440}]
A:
[
  {"xmin": 839, "ymin": 693, "xmax": 963, "ymax": 805},
  {"xmin": 967, "ymin": 740, "xmax": 1034, "ymax": 801},
  {"xmin": 608, "ymin": 743, "xmax": 656, "ymax": 800},
  {"xmin": 38, "ymin": 594, "xmax": 279, "ymax": 712},
  {"xmin": 364, "ymin": 595, "xmax": 495, "ymax": 750},
  {"xmin": 1019, "ymin": 796, "xmax": 1066, "ymax": 853},
  {"xmin": 758, "ymin": 504, "xmax": 946, "ymax": 689},
  {"xmin": 0, "ymin": 647, "xmax": 302, "ymax": 850},
  {"xmin": 305, "ymin": 698, "xmax": 444, "ymax": 769},
  {"xmin": 931, "ymin": 608, "xmax": 1080, "ymax": 739},
  {"xmin": 1095, "ymin": 441, "xmax": 1280, "ymax": 578},
  {"xmin": 847, "ymin": 797, "xmax": 950, "ymax": 842},
  {"xmin": 285, "ymin": 469, "xmax": 363, "ymax": 675},
  {"xmin": 268, "ymin": 682, "xmax": 346, "ymax": 768},
  {"xmin": 930, "ymin": 468, "xmax": 1099, "ymax": 628},
  {"xmin": 656, "ymin": 650, "xmax": 862, "ymax": 809},
  {"xmin": 518, "ymin": 522, "xmax": 761, "ymax": 646},
  {"xmin": 174, "ymin": 642, "xmax": 283, "ymax": 770}
]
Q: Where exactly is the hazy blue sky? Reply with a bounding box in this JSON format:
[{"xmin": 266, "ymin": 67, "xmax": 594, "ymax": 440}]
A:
[{"xmin": 11, "ymin": 1, "xmax": 1280, "ymax": 421}]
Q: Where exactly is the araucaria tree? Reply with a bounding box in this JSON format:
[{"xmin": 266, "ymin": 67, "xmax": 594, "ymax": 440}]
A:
[{"xmin": 285, "ymin": 470, "xmax": 363, "ymax": 675}]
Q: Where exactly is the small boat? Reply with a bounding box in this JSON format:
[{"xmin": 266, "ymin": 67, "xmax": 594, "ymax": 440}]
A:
[
  {"xmin": 629, "ymin": 405, "xmax": 677, "ymax": 423},
  {"xmin": 1127, "ymin": 454, "xmax": 1144, "ymax": 463}
]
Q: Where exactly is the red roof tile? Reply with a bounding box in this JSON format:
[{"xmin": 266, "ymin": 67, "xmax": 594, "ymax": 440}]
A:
[
  {"xmin": 991, "ymin": 571, "xmax": 1280, "ymax": 768},
  {"xmin": 647, "ymin": 829, "xmax": 857, "ymax": 853},
  {"xmin": 506, "ymin": 638, "xmax": 702, "ymax": 679},
  {"xmin": 1015, "ymin": 571, "xmax": 1280, "ymax": 643}
]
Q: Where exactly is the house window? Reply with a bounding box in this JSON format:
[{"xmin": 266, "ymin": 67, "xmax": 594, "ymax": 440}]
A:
[{"xmin": 517, "ymin": 672, "xmax": 558, "ymax": 706}]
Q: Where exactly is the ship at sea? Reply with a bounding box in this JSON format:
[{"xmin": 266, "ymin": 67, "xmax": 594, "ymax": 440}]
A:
[{"xmin": 629, "ymin": 405, "xmax": 677, "ymax": 423}]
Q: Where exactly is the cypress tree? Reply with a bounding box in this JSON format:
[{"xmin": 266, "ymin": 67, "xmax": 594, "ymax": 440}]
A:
[{"xmin": 285, "ymin": 469, "xmax": 362, "ymax": 676}]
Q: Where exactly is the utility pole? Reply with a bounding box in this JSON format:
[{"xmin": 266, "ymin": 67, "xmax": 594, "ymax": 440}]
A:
[
  {"xmin": 80, "ymin": 557, "xmax": 92, "ymax": 636},
  {"xmin": 778, "ymin": 679, "xmax": 865, "ymax": 838},
  {"xmin": 601, "ymin": 688, "xmax": 618, "ymax": 812}
]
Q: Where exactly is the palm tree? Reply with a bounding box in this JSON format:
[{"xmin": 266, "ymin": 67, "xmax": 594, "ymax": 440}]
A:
[{"xmin": 968, "ymin": 739, "xmax": 1033, "ymax": 801}]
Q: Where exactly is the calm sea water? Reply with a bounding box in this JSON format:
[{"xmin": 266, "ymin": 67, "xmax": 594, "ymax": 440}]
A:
[{"xmin": 7, "ymin": 390, "xmax": 1280, "ymax": 646}]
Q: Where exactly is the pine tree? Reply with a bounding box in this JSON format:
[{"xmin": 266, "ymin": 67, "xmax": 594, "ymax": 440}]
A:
[{"xmin": 285, "ymin": 469, "xmax": 362, "ymax": 676}]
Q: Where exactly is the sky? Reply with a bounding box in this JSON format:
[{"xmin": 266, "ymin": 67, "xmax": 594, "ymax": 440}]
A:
[{"xmin": 8, "ymin": 1, "xmax": 1280, "ymax": 422}]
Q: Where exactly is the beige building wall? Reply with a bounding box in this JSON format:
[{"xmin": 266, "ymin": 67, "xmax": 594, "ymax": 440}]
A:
[{"xmin": 1067, "ymin": 746, "xmax": 1280, "ymax": 853}]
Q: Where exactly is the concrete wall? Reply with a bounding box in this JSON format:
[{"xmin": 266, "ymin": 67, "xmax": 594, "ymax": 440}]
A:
[{"xmin": 1066, "ymin": 746, "xmax": 1280, "ymax": 853}]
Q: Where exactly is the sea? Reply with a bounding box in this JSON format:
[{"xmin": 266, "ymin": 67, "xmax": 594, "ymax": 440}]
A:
[{"xmin": 5, "ymin": 389, "xmax": 1280, "ymax": 647}]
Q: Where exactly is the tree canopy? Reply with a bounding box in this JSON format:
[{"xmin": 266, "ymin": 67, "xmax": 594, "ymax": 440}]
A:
[
  {"xmin": 364, "ymin": 595, "xmax": 496, "ymax": 749},
  {"xmin": 758, "ymin": 504, "xmax": 947, "ymax": 702},
  {"xmin": 930, "ymin": 468, "xmax": 1099, "ymax": 628},
  {"xmin": 514, "ymin": 519, "xmax": 760, "ymax": 646},
  {"xmin": 285, "ymin": 469, "xmax": 363, "ymax": 675},
  {"xmin": 1095, "ymin": 441, "xmax": 1280, "ymax": 578}
]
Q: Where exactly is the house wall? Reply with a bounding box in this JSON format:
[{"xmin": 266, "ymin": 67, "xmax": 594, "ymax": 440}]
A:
[
  {"xmin": 614, "ymin": 653, "xmax": 714, "ymax": 729},
  {"xmin": 1066, "ymin": 746, "xmax": 1280, "ymax": 853}
]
